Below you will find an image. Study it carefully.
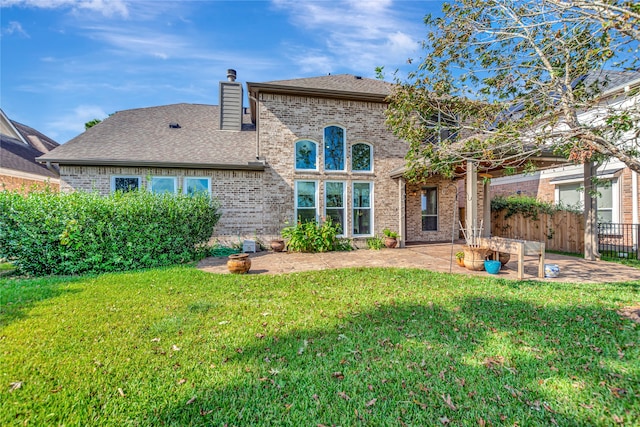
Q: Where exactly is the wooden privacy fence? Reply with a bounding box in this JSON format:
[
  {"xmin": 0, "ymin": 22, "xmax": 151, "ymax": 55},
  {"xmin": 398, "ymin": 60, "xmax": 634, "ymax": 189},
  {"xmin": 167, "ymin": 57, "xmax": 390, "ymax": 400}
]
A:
[{"xmin": 491, "ymin": 210, "xmax": 584, "ymax": 253}]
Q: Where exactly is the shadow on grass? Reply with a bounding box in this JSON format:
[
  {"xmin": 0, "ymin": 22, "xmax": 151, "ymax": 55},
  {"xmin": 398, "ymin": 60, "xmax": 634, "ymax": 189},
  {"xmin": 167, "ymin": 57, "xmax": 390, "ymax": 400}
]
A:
[
  {"xmin": 145, "ymin": 297, "xmax": 636, "ymax": 426},
  {"xmin": 0, "ymin": 276, "xmax": 83, "ymax": 328}
]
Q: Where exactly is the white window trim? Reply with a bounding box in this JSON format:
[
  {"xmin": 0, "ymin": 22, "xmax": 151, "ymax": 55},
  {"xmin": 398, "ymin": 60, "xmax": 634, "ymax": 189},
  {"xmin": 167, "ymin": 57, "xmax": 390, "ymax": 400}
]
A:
[
  {"xmin": 554, "ymin": 178, "xmax": 619, "ymax": 223},
  {"xmin": 350, "ymin": 141, "xmax": 374, "ymax": 174},
  {"xmin": 295, "ymin": 180, "xmax": 319, "ymax": 223},
  {"xmin": 324, "ymin": 181, "xmax": 346, "ymax": 236},
  {"xmin": 149, "ymin": 176, "xmax": 178, "ymax": 194},
  {"xmin": 323, "ymin": 124, "xmax": 347, "ymax": 173},
  {"xmin": 352, "ymin": 181, "xmax": 374, "ymax": 237},
  {"xmin": 294, "ymin": 139, "xmax": 319, "ymax": 172},
  {"xmin": 183, "ymin": 177, "xmax": 212, "ymax": 196},
  {"xmin": 110, "ymin": 175, "xmax": 141, "ymax": 193}
]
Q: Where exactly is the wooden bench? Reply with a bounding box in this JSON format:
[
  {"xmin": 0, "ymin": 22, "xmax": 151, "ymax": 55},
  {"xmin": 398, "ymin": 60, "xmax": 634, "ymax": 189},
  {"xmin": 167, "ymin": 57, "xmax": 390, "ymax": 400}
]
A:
[{"xmin": 477, "ymin": 237, "xmax": 545, "ymax": 280}]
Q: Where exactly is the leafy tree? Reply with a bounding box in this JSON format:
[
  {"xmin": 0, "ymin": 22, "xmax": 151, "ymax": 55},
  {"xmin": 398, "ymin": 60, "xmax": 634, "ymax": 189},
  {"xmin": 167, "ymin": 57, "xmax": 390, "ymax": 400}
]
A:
[
  {"xmin": 84, "ymin": 118, "xmax": 102, "ymax": 130},
  {"xmin": 385, "ymin": 0, "xmax": 639, "ymax": 259}
]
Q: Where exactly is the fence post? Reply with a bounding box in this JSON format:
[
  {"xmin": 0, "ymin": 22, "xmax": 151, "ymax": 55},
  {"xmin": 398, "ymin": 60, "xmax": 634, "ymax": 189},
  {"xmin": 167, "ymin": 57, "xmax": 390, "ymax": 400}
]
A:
[{"xmin": 636, "ymin": 224, "xmax": 640, "ymax": 261}]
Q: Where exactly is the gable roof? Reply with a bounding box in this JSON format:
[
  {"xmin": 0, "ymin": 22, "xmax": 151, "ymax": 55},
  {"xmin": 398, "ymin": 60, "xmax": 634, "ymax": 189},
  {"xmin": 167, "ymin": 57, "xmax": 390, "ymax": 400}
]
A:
[
  {"xmin": 0, "ymin": 109, "xmax": 60, "ymax": 179},
  {"xmin": 38, "ymin": 103, "xmax": 263, "ymax": 170}
]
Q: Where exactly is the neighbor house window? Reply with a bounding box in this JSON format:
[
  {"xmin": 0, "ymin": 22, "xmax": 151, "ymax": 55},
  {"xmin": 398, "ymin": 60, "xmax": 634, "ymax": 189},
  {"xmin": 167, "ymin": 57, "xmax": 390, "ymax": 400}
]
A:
[
  {"xmin": 556, "ymin": 179, "xmax": 619, "ymax": 223},
  {"xmin": 149, "ymin": 177, "xmax": 177, "ymax": 194},
  {"xmin": 295, "ymin": 181, "xmax": 318, "ymax": 223},
  {"xmin": 325, "ymin": 181, "xmax": 345, "ymax": 234},
  {"xmin": 422, "ymin": 187, "xmax": 438, "ymax": 231},
  {"xmin": 295, "ymin": 139, "xmax": 318, "ymax": 170},
  {"xmin": 184, "ymin": 177, "xmax": 211, "ymax": 196},
  {"xmin": 324, "ymin": 125, "xmax": 345, "ymax": 171},
  {"xmin": 351, "ymin": 143, "xmax": 372, "ymax": 172},
  {"xmin": 111, "ymin": 176, "xmax": 140, "ymax": 192},
  {"xmin": 353, "ymin": 182, "xmax": 372, "ymax": 236}
]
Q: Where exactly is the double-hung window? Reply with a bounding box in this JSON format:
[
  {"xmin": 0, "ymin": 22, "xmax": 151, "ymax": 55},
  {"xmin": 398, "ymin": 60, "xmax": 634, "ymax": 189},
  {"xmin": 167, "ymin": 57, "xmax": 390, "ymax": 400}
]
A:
[
  {"xmin": 422, "ymin": 187, "xmax": 438, "ymax": 231},
  {"xmin": 324, "ymin": 125, "xmax": 345, "ymax": 171},
  {"xmin": 352, "ymin": 182, "xmax": 372, "ymax": 236},
  {"xmin": 325, "ymin": 181, "xmax": 345, "ymax": 234},
  {"xmin": 111, "ymin": 176, "xmax": 141, "ymax": 192},
  {"xmin": 295, "ymin": 181, "xmax": 318, "ymax": 223},
  {"xmin": 184, "ymin": 177, "xmax": 211, "ymax": 196},
  {"xmin": 149, "ymin": 177, "xmax": 177, "ymax": 194}
]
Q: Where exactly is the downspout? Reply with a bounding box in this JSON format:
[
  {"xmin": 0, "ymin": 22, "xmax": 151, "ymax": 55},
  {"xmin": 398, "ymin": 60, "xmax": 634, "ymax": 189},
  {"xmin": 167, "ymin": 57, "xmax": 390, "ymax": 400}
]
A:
[
  {"xmin": 45, "ymin": 161, "xmax": 59, "ymax": 174},
  {"xmin": 248, "ymin": 94, "xmax": 260, "ymax": 160}
]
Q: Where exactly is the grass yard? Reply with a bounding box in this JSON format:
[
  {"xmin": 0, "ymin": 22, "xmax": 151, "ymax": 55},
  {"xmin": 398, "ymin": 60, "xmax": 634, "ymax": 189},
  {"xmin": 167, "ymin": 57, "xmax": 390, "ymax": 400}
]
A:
[{"xmin": 1, "ymin": 267, "xmax": 638, "ymax": 426}]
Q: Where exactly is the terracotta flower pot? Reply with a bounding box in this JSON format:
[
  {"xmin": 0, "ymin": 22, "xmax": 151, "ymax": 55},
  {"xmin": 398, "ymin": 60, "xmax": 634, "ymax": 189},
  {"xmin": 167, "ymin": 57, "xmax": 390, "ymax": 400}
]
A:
[
  {"xmin": 384, "ymin": 237, "xmax": 398, "ymax": 248},
  {"xmin": 463, "ymin": 247, "xmax": 489, "ymax": 271},
  {"xmin": 227, "ymin": 253, "xmax": 251, "ymax": 274},
  {"xmin": 270, "ymin": 239, "xmax": 285, "ymax": 252}
]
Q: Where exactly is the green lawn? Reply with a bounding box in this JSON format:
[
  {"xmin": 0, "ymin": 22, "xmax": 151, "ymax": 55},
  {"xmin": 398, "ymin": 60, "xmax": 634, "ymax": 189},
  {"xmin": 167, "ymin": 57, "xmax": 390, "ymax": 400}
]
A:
[{"xmin": 1, "ymin": 267, "xmax": 638, "ymax": 426}]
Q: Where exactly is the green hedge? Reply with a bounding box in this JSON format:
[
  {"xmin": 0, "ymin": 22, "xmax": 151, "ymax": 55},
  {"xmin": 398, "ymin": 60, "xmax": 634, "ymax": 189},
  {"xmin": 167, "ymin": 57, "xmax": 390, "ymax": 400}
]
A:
[{"xmin": 0, "ymin": 189, "xmax": 221, "ymax": 276}]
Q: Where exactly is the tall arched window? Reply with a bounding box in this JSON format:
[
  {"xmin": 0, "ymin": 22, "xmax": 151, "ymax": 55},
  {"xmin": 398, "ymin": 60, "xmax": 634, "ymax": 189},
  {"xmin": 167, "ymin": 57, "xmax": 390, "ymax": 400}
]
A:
[
  {"xmin": 295, "ymin": 139, "xmax": 317, "ymax": 170},
  {"xmin": 351, "ymin": 143, "xmax": 372, "ymax": 172},
  {"xmin": 324, "ymin": 125, "xmax": 345, "ymax": 171}
]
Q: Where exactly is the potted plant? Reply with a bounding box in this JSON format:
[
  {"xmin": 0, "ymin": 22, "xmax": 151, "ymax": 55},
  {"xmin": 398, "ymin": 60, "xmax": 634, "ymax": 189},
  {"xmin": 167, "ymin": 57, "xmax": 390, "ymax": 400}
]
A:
[
  {"xmin": 455, "ymin": 251, "xmax": 465, "ymax": 267},
  {"xmin": 382, "ymin": 229, "xmax": 399, "ymax": 248}
]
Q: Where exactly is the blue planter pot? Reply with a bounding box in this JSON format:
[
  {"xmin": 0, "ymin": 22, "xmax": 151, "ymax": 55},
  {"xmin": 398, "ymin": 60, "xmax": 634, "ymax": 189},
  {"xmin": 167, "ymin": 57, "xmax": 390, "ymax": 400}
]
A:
[{"xmin": 484, "ymin": 260, "xmax": 501, "ymax": 275}]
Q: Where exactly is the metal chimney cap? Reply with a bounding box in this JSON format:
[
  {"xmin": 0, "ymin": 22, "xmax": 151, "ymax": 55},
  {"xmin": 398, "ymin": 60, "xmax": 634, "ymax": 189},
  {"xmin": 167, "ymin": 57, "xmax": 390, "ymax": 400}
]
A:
[{"xmin": 227, "ymin": 69, "xmax": 237, "ymax": 82}]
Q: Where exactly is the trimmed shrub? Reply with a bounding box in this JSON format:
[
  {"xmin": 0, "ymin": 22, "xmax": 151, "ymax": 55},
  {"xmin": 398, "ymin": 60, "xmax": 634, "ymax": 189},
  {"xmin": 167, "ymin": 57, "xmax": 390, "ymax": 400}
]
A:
[{"xmin": 0, "ymin": 189, "xmax": 221, "ymax": 276}]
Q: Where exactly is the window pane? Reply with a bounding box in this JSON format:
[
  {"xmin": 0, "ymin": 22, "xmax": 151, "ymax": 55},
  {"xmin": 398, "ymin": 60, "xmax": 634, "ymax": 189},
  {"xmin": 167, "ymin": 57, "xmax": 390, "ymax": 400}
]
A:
[
  {"xmin": 185, "ymin": 178, "xmax": 209, "ymax": 196},
  {"xmin": 295, "ymin": 140, "xmax": 317, "ymax": 169},
  {"xmin": 325, "ymin": 182, "xmax": 344, "ymax": 208},
  {"xmin": 114, "ymin": 177, "xmax": 139, "ymax": 192},
  {"xmin": 597, "ymin": 183, "xmax": 612, "ymax": 209},
  {"xmin": 598, "ymin": 209, "xmax": 612, "ymax": 223},
  {"xmin": 353, "ymin": 209, "xmax": 371, "ymax": 235},
  {"xmin": 297, "ymin": 181, "xmax": 316, "ymax": 207},
  {"xmin": 324, "ymin": 126, "xmax": 345, "ymax": 171},
  {"xmin": 352, "ymin": 143, "xmax": 371, "ymax": 171},
  {"xmin": 326, "ymin": 209, "xmax": 344, "ymax": 232},
  {"xmin": 151, "ymin": 177, "xmax": 175, "ymax": 194},
  {"xmin": 422, "ymin": 216, "xmax": 437, "ymax": 231},
  {"xmin": 297, "ymin": 209, "xmax": 316, "ymax": 223},
  {"xmin": 558, "ymin": 183, "xmax": 582, "ymax": 208},
  {"xmin": 353, "ymin": 183, "xmax": 371, "ymax": 208}
]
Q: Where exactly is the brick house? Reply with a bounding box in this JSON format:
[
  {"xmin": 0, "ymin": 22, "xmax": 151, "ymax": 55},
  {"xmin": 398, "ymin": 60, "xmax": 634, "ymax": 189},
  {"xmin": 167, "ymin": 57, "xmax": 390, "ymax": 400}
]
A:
[
  {"xmin": 491, "ymin": 71, "xmax": 640, "ymax": 226},
  {"xmin": 38, "ymin": 71, "xmax": 486, "ymax": 246},
  {"xmin": 1, "ymin": 109, "xmax": 60, "ymax": 191}
]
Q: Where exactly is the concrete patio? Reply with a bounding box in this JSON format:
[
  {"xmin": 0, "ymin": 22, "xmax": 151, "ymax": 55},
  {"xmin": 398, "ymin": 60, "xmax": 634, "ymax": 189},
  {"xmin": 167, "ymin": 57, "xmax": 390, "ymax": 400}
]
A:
[{"xmin": 198, "ymin": 242, "xmax": 640, "ymax": 284}]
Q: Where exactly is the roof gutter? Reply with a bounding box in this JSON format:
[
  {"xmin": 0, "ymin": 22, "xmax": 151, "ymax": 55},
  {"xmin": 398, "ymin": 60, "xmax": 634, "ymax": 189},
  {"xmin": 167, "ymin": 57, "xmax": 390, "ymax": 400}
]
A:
[
  {"xmin": 246, "ymin": 82, "xmax": 389, "ymax": 103},
  {"xmin": 35, "ymin": 158, "xmax": 266, "ymax": 171}
]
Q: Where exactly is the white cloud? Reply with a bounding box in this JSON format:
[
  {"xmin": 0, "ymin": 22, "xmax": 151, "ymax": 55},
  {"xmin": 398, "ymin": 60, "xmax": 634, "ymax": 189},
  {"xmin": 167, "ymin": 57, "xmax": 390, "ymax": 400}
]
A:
[
  {"xmin": 1, "ymin": 0, "xmax": 129, "ymax": 18},
  {"xmin": 272, "ymin": 0, "xmax": 421, "ymax": 75},
  {"xmin": 1, "ymin": 20, "xmax": 29, "ymax": 37},
  {"xmin": 47, "ymin": 104, "xmax": 108, "ymax": 141}
]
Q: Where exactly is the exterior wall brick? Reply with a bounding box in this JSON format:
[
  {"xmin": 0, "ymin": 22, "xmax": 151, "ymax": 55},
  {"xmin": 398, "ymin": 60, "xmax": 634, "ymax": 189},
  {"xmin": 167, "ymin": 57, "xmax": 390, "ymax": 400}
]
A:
[
  {"xmin": 59, "ymin": 166, "xmax": 265, "ymax": 238},
  {"xmin": 0, "ymin": 174, "xmax": 59, "ymax": 192},
  {"xmin": 256, "ymin": 93, "xmax": 454, "ymax": 242}
]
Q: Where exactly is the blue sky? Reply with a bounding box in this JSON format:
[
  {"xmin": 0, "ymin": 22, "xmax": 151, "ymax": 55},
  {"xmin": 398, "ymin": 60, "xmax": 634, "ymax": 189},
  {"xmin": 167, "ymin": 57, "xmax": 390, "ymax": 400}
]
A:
[{"xmin": 1, "ymin": 0, "xmax": 442, "ymax": 143}]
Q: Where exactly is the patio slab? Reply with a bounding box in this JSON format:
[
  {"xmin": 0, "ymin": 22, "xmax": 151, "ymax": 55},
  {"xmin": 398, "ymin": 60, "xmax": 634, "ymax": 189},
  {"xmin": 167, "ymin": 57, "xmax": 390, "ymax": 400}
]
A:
[{"xmin": 197, "ymin": 242, "xmax": 640, "ymax": 284}]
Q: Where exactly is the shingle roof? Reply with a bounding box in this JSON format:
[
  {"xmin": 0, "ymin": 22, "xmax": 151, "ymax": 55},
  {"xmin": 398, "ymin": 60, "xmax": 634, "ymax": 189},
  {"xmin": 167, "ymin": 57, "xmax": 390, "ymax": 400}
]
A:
[
  {"xmin": 255, "ymin": 74, "xmax": 394, "ymax": 97},
  {"xmin": 38, "ymin": 103, "xmax": 261, "ymax": 169},
  {"xmin": 1, "ymin": 134, "xmax": 59, "ymax": 178}
]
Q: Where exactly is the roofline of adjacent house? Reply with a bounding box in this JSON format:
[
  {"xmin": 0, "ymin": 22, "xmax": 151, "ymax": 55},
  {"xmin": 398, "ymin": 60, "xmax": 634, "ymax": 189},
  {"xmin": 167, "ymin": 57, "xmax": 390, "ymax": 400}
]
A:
[
  {"xmin": 35, "ymin": 158, "xmax": 266, "ymax": 171},
  {"xmin": 246, "ymin": 82, "xmax": 390, "ymax": 103}
]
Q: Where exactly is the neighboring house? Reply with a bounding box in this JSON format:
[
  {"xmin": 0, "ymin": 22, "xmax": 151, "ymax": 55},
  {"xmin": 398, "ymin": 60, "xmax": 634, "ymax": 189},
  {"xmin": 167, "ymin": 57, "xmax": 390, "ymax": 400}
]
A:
[
  {"xmin": 38, "ymin": 71, "xmax": 489, "ymax": 245},
  {"xmin": 0, "ymin": 109, "xmax": 60, "ymax": 191},
  {"xmin": 491, "ymin": 71, "xmax": 640, "ymax": 226}
]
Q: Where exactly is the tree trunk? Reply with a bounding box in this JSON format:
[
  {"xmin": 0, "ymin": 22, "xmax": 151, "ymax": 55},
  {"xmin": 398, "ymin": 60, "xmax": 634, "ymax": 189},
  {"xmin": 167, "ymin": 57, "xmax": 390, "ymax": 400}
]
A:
[{"xmin": 583, "ymin": 162, "xmax": 600, "ymax": 261}]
